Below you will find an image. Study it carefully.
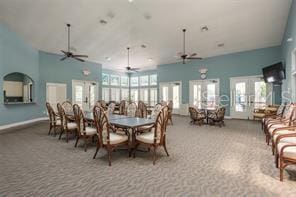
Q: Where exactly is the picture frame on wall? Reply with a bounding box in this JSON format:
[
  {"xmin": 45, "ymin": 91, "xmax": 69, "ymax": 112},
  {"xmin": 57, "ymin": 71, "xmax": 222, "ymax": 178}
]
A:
[{"xmin": 102, "ymin": 73, "xmax": 109, "ymax": 85}]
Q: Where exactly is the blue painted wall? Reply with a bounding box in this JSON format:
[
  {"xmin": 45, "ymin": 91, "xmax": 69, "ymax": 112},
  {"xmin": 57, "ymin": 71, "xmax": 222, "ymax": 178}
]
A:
[
  {"xmin": 157, "ymin": 46, "xmax": 282, "ymax": 115},
  {"xmin": 281, "ymin": 0, "xmax": 296, "ymax": 100},
  {"xmin": 38, "ymin": 51, "xmax": 102, "ymax": 114},
  {"xmin": 0, "ymin": 24, "xmax": 41, "ymax": 125}
]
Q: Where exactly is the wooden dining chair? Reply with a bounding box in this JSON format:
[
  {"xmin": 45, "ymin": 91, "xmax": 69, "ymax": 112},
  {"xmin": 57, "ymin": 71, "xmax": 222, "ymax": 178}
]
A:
[
  {"xmin": 137, "ymin": 101, "xmax": 148, "ymax": 118},
  {"xmin": 73, "ymin": 104, "xmax": 97, "ymax": 152},
  {"xmin": 107, "ymin": 102, "xmax": 116, "ymax": 114},
  {"xmin": 96, "ymin": 100, "xmax": 107, "ymax": 110},
  {"xmin": 133, "ymin": 106, "xmax": 169, "ymax": 165},
  {"xmin": 125, "ymin": 102, "xmax": 138, "ymax": 117},
  {"xmin": 46, "ymin": 102, "xmax": 61, "ymax": 136},
  {"xmin": 118, "ymin": 100, "xmax": 126, "ymax": 115},
  {"xmin": 137, "ymin": 103, "xmax": 163, "ymax": 133},
  {"xmin": 167, "ymin": 100, "xmax": 173, "ymax": 125},
  {"xmin": 62, "ymin": 101, "xmax": 73, "ymax": 114},
  {"xmin": 57, "ymin": 103, "xmax": 78, "ymax": 143},
  {"xmin": 93, "ymin": 106, "xmax": 130, "ymax": 166}
]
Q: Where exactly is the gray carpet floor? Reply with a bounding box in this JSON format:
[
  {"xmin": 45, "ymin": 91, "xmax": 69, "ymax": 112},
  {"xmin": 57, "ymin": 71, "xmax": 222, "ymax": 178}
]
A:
[{"xmin": 1, "ymin": 116, "xmax": 296, "ymax": 196}]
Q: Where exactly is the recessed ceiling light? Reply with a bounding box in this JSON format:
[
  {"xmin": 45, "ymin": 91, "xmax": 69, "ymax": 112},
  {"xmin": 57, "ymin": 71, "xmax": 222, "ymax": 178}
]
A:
[
  {"xmin": 128, "ymin": 0, "xmax": 133, "ymax": 3},
  {"xmin": 148, "ymin": 58, "xmax": 153, "ymax": 62},
  {"xmin": 287, "ymin": 37, "xmax": 293, "ymax": 42},
  {"xmin": 106, "ymin": 57, "xmax": 111, "ymax": 61},
  {"xmin": 217, "ymin": 43, "xmax": 225, "ymax": 47},
  {"xmin": 201, "ymin": 26, "xmax": 209, "ymax": 32},
  {"xmin": 99, "ymin": 19, "xmax": 107, "ymax": 25}
]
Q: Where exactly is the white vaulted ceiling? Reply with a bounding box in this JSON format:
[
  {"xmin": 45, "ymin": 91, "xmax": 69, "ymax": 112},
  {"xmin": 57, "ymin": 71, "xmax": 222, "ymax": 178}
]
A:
[{"xmin": 0, "ymin": 0, "xmax": 292, "ymax": 71}]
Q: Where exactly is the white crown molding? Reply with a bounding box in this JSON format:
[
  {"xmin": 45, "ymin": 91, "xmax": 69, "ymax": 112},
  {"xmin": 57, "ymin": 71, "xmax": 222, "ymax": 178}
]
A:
[{"xmin": 0, "ymin": 117, "xmax": 48, "ymax": 132}]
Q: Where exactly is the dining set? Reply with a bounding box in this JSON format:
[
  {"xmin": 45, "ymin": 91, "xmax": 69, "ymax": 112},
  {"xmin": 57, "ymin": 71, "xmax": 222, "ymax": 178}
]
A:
[
  {"xmin": 46, "ymin": 100, "xmax": 173, "ymax": 166},
  {"xmin": 188, "ymin": 106, "xmax": 226, "ymax": 127}
]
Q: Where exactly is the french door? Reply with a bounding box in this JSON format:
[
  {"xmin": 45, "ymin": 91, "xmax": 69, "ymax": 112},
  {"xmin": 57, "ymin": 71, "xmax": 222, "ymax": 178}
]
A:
[
  {"xmin": 72, "ymin": 80, "xmax": 98, "ymax": 111},
  {"xmin": 230, "ymin": 76, "xmax": 271, "ymax": 119},
  {"xmin": 159, "ymin": 81, "xmax": 181, "ymax": 114},
  {"xmin": 189, "ymin": 79, "xmax": 220, "ymax": 109}
]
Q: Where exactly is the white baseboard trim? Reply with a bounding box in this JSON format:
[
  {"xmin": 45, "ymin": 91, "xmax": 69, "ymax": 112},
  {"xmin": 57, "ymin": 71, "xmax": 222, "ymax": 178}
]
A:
[{"xmin": 0, "ymin": 117, "xmax": 48, "ymax": 131}]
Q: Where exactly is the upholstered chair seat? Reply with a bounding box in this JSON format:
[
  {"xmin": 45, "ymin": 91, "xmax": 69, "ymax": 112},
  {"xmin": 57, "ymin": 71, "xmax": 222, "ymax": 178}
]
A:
[
  {"xmin": 273, "ymin": 130, "xmax": 296, "ymax": 142},
  {"xmin": 136, "ymin": 132, "xmax": 160, "ymax": 144},
  {"xmin": 268, "ymin": 124, "xmax": 288, "ymax": 135},
  {"xmin": 277, "ymin": 137, "xmax": 296, "ymax": 158},
  {"xmin": 104, "ymin": 132, "xmax": 128, "ymax": 145},
  {"xmin": 82, "ymin": 127, "xmax": 97, "ymax": 135},
  {"xmin": 67, "ymin": 122, "xmax": 78, "ymax": 130}
]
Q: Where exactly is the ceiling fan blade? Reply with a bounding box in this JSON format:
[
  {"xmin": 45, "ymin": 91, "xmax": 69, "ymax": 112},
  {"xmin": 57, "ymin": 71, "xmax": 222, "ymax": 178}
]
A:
[
  {"xmin": 73, "ymin": 57, "xmax": 85, "ymax": 62},
  {"xmin": 61, "ymin": 50, "xmax": 68, "ymax": 55},
  {"xmin": 187, "ymin": 57, "xmax": 202, "ymax": 60},
  {"xmin": 72, "ymin": 54, "xmax": 88, "ymax": 58},
  {"xmin": 188, "ymin": 53, "xmax": 197, "ymax": 57},
  {"xmin": 60, "ymin": 56, "xmax": 68, "ymax": 61}
]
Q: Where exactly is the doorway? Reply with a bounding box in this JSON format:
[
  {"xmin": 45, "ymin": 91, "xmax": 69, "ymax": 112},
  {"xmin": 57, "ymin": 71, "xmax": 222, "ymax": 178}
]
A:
[
  {"xmin": 189, "ymin": 79, "xmax": 220, "ymax": 109},
  {"xmin": 159, "ymin": 81, "xmax": 182, "ymax": 114},
  {"xmin": 230, "ymin": 76, "xmax": 271, "ymax": 119},
  {"xmin": 72, "ymin": 80, "xmax": 98, "ymax": 111}
]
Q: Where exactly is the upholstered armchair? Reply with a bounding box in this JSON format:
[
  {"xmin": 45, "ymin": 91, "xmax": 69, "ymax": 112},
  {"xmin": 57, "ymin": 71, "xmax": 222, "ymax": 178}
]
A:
[
  {"xmin": 73, "ymin": 104, "xmax": 97, "ymax": 152},
  {"xmin": 57, "ymin": 103, "xmax": 77, "ymax": 142},
  {"xmin": 46, "ymin": 102, "xmax": 61, "ymax": 136},
  {"xmin": 207, "ymin": 107, "xmax": 226, "ymax": 127},
  {"xmin": 93, "ymin": 106, "xmax": 130, "ymax": 166},
  {"xmin": 134, "ymin": 106, "xmax": 169, "ymax": 165},
  {"xmin": 189, "ymin": 107, "xmax": 206, "ymax": 126}
]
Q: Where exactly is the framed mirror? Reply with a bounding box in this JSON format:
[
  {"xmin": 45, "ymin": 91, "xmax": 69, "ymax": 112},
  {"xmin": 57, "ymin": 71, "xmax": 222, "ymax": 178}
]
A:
[{"xmin": 3, "ymin": 72, "xmax": 34, "ymax": 104}]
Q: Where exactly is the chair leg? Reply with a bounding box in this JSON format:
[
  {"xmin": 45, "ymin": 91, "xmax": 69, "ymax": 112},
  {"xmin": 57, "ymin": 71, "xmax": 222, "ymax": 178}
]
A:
[
  {"xmin": 59, "ymin": 130, "xmax": 63, "ymax": 140},
  {"xmin": 84, "ymin": 136, "xmax": 87, "ymax": 152},
  {"xmin": 74, "ymin": 136, "xmax": 79, "ymax": 147},
  {"xmin": 163, "ymin": 142, "xmax": 169, "ymax": 157},
  {"xmin": 107, "ymin": 149, "xmax": 112, "ymax": 166},
  {"xmin": 48, "ymin": 125, "xmax": 52, "ymax": 135},
  {"xmin": 152, "ymin": 146, "xmax": 157, "ymax": 165},
  {"xmin": 275, "ymin": 153, "xmax": 279, "ymax": 168},
  {"xmin": 93, "ymin": 143, "xmax": 100, "ymax": 159}
]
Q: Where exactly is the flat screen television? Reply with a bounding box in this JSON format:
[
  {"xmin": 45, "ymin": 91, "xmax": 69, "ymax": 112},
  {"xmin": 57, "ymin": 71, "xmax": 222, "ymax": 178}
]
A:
[{"xmin": 262, "ymin": 62, "xmax": 285, "ymax": 83}]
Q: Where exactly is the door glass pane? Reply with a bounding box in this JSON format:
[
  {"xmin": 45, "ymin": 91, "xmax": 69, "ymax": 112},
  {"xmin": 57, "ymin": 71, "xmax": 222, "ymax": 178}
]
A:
[
  {"xmin": 207, "ymin": 84, "xmax": 216, "ymax": 108},
  {"xmin": 254, "ymin": 81, "xmax": 266, "ymax": 109},
  {"xmin": 235, "ymin": 82, "xmax": 246, "ymax": 112},
  {"xmin": 162, "ymin": 86, "xmax": 168, "ymax": 102},
  {"xmin": 150, "ymin": 88, "xmax": 157, "ymax": 106},
  {"xmin": 173, "ymin": 85, "xmax": 180, "ymax": 109},
  {"xmin": 75, "ymin": 85, "xmax": 83, "ymax": 107},
  {"xmin": 193, "ymin": 84, "xmax": 202, "ymax": 108}
]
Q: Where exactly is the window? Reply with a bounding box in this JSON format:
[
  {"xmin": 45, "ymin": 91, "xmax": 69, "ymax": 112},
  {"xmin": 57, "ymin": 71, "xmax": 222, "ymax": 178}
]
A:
[
  {"xmin": 102, "ymin": 73, "xmax": 109, "ymax": 85},
  {"xmin": 110, "ymin": 75, "xmax": 120, "ymax": 86},
  {"xmin": 110, "ymin": 88, "xmax": 120, "ymax": 102},
  {"xmin": 150, "ymin": 88, "xmax": 157, "ymax": 106},
  {"xmin": 131, "ymin": 77, "xmax": 139, "ymax": 87},
  {"xmin": 121, "ymin": 76, "xmax": 129, "ymax": 87},
  {"xmin": 150, "ymin": 74, "xmax": 157, "ymax": 86},
  {"xmin": 102, "ymin": 87, "xmax": 110, "ymax": 102},
  {"xmin": 139, "ymin": 88, "xmax": 149, "ymax": 104},
  {"xmin": 130, "ymin": 89, "xmax": 138, "ymax": 102},
  {"xmin": 140, "ymin": 75, "xmax": 149, "ymax": 86},
  {"xmin": 121, "ymin": 88, "xmax": 129, "ymax": 100}
]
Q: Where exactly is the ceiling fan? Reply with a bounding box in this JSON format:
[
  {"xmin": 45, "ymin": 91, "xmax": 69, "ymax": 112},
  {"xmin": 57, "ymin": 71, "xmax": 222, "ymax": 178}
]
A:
[
  {"xmin": 177, "ymin": 29, "xmax": 202, "ymax": 64},
  {"xmin": 60, "ymin": 24, "xmax": 88, "ymax": 62},
  {"xmin": 124, "ymin": 47, "xmax": 140, "ymax": 73}
]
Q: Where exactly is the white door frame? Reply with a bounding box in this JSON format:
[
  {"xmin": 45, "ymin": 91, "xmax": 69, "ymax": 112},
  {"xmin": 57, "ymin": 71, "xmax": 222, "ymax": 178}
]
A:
[
  {"xmin": 189, "ymin": 78, "xmax": 220, "ymax": 108},
  {"xmin": 159, "ymin": 81, "xmax": 182, "ymax": 114},
  {"xmin": 230, "ymin": 75, "xmax": 272, "ymax": 119},
  {"xmin": 72, "ymin": 80, "xmax": 98, "ymax": 111}
]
